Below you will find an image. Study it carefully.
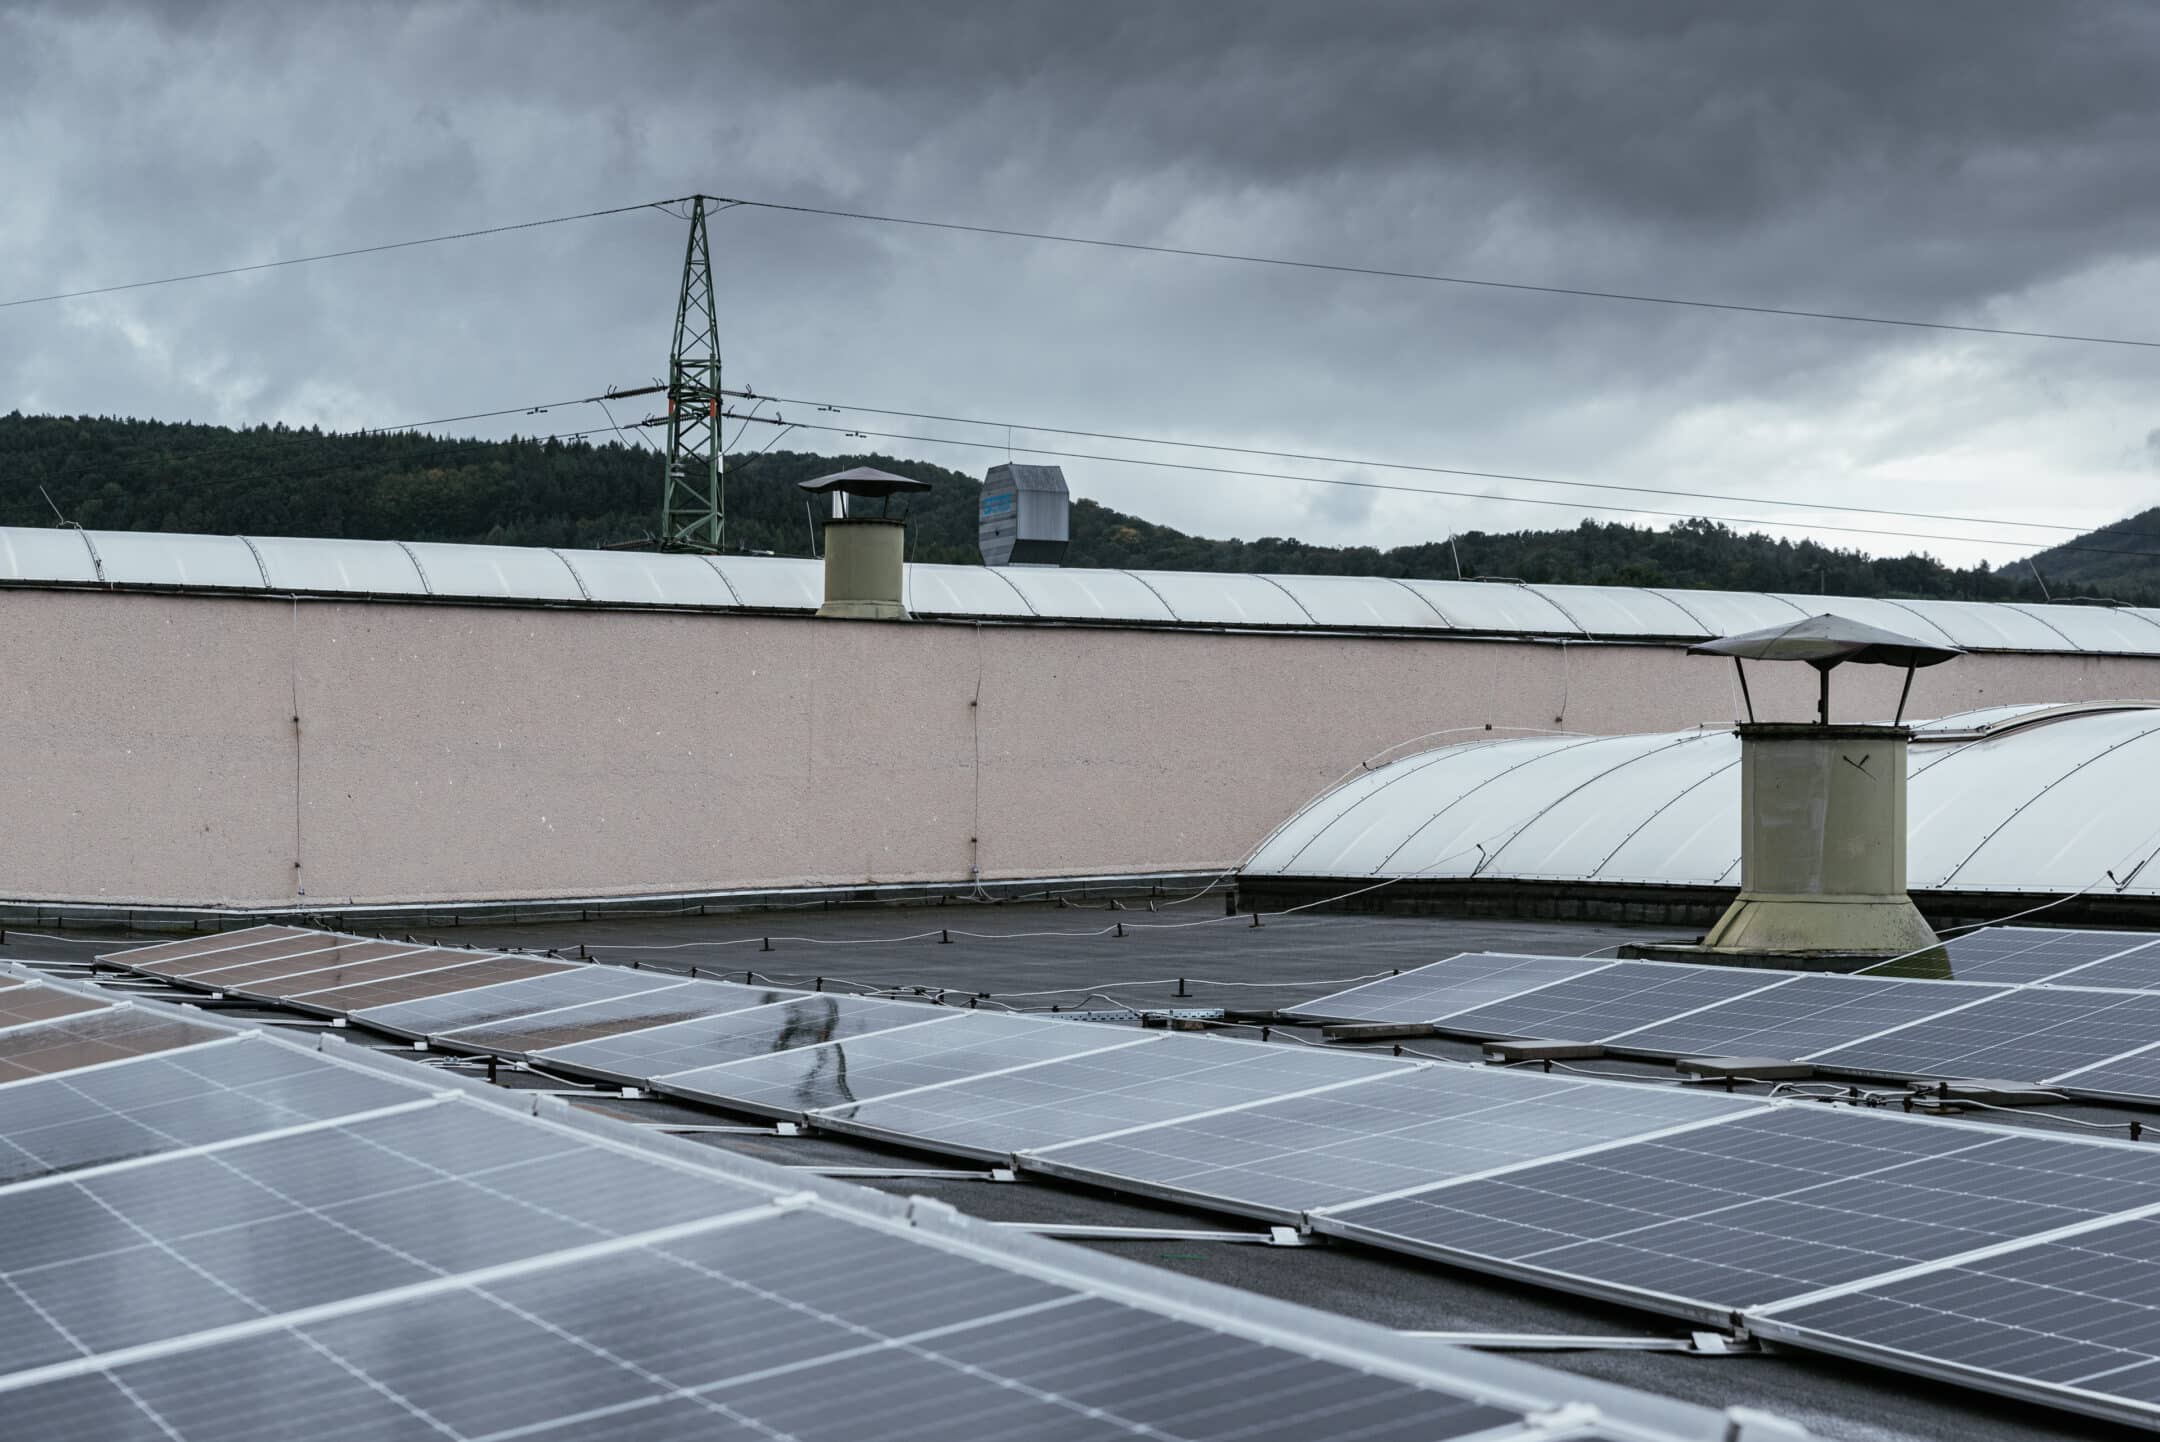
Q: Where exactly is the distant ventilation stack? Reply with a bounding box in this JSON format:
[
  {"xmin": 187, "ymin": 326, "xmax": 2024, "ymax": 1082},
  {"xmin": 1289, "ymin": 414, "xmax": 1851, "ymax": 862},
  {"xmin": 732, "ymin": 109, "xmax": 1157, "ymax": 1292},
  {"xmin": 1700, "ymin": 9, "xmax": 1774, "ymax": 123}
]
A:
[
  {"xmin": 1659, "ymin": 615, "xmax": 1961, "ymax": 970},
  {"xmin": 798, "ymin": 467, "xmax": 931, "ymax": 620},
  {"xmin": 979, "ymin": 464, "xmax": 1069, "ymax": 567}
]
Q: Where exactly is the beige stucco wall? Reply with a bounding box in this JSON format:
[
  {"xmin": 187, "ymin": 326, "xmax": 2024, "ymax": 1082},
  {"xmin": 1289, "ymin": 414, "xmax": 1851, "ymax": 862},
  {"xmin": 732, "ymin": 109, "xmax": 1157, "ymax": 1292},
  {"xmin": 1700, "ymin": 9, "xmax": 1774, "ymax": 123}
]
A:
[{"xmin": 5, "ymin": 587, "xmax": 2156, "ymax": 907}]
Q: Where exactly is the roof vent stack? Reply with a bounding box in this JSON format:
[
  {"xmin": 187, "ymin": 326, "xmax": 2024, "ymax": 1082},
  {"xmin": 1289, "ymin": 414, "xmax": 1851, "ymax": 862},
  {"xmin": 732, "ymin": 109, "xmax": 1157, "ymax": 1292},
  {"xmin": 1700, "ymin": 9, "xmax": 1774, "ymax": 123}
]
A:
[
  {"xmin": 1683, "ymin": 615, "xmax": 1962, "ymax": 970},
  {"xmin": 979, "ymin": 464, "xmax": 1069, "ymax": 567},
  {"xmin": 798, "ymin": 468, "xmax": 931, "ymax": 621}
]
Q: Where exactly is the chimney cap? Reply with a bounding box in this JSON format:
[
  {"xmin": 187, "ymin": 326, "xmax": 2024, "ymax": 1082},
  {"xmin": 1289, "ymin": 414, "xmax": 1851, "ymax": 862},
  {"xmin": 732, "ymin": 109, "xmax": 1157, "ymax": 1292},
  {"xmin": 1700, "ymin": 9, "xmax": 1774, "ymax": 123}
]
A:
[
  {"xmin": 799, "ymin": 466, "xmax": 932, "ymax": 498},
  {"xmin": 1689, "ymin": 612, "xmax": 1961, "ymax": 672}
]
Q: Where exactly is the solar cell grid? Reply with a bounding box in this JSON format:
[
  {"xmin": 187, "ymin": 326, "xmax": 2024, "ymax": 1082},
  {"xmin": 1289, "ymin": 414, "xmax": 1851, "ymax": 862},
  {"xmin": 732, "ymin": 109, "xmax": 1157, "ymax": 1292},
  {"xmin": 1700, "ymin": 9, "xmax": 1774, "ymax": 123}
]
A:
[
  {"xmin": 0, "ymin": 1098, "xmax": 777, "ymax": 1373},
  {"xmin": 176, "ymin": 938, "xmax": 435, "ymax": 990},
  {"xmin": 816, "ymin": 1034, "xmax": 1405, "ymax": 1161},
  {"xmin": 1757, "ymin": 1212, "xmax": 2160, "ymax": 1426},
  {"xmin": 217, "ymin": 944, "xmax": 478, "ymax": 998},
  {"xmin": 1604, "ymin": 976, "xmax": 2006, "ymax": 1061},
  {"xmin": 0, "ymin": 1007, "xmax": 227, "ymax": 1084},
  {"xmin": 536, "ymin": 994, "xmax": 937, "ymax": 1085},
  {"xmin": 0, "ymin": 1036, "xmax": 429, "ymax": 1187},
  {"xmin": 100, "ymin": 925, "xmax": 316, "ymax": 973},
  {"xmin": 142, "ymin": 931, "xmax": 374, "ymax": 982},
  {"xmin": 1026, "ymin": 1065, "xmax": 1763, "ymax": 1222},
  {"xmin": 438, "ymin": 980, "xmax": 800, "ymax": 1058},
  {"xmin": 1286, "ymin": 953, "xmax": 1613, "ymax": 1025},
  {"xmin": 0, "ymin": 1206, "xmax": 1525, "ymax": 1442},
  {"xmin": 283, "ymin": 956, "xmax": 569, "ymax": 1013},
  {"xmin": 660, "ymin": 1010, "xmax": 1143, "ymax": 1120},
  {"xmin": 0, "ymin": 983, "xmax": 111, "ymax": 1030},
  {"xmin": 2048, "ymin": 1041, "xmax": 2160, "ymax": 1099},
  {"xmin": 1316, "ymin": 1106, "xmax": 2160, "ymax": 1316},
  {"xmin": 2044, "ymin": 939, "xmax": 2160, "ymax": 991},
  {"xmin": 354, "ymin": 964, "xmax": 688, "ymax": 1038},
  {"xmin": 1807, "ymin": 986, "xmax": 2160, "ymax": 1082},
  {"xmin": 1940, "ymin": 926, "xmax": 2160, "ymax": 985},
  {"xmin": 1432, "ymin": 962, "xmax": 1784, "ymax": 1040}
]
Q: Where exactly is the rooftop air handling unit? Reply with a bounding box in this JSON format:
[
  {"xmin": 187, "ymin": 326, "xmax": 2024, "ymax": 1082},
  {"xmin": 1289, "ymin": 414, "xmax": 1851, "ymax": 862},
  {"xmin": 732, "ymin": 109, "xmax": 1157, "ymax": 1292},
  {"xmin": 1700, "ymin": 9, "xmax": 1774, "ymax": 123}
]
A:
[
  {"xmin": 1669, "ymin": 614, "xmax": 1962, "ymax": 969},
  {"xmin": 798, "ymin": 467, "xmax": 931, "ymax": 620},
  {"xmin": 979, "ymin": 463, "xmax": 1069, "ymax": 566}
]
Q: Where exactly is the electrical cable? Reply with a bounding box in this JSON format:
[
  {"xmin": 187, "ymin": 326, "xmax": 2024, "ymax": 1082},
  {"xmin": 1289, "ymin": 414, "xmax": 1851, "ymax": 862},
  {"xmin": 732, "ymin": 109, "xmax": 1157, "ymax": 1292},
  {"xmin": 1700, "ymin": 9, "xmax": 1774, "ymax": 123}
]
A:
[
  {"xmin": 0, "ymin": 199, "xmax": 690, "ymax": 311},
  {"xmin": 721, "ymin": 409, "xmax": 2160, "ymax": 564},
  {"xmin": 744, "ymin": 390, "xmax": 2131, "ymax": 543},
  {"xmin": 705, "ymin": 192, "xmax": 2160, "ymax": 351}
]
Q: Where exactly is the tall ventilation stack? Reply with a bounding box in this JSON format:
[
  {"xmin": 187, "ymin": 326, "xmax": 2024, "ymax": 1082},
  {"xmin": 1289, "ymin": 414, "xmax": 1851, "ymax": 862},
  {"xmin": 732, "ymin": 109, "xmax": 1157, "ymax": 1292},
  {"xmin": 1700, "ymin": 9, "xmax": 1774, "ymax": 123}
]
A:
[
  {"xmin": 1682, "ymin": 615, "xmax": 1961, "ymax": 968},
  {"xmin": 799, "ymin": 467, "xmax": 932, "ymax": 620},
  {"xmin": 979, "ymin": 463, "xmax": 1069, "ymax": 566}
]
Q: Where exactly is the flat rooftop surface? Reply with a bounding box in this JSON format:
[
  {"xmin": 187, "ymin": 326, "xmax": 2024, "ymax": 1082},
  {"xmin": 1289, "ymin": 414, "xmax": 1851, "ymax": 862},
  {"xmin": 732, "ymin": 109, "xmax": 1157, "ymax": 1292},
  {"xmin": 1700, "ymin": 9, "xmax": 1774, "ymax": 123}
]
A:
[{"xmin": 9, "ymin": 904, "xmax": 2150, "ymax": 1442}]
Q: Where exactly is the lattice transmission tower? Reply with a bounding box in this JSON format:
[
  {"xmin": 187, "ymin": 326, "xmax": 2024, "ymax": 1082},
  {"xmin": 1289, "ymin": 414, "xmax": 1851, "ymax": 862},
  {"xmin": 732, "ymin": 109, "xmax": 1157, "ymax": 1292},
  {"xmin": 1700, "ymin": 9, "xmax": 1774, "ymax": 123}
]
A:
[{"xmin": 658, "ymin": 197, "xmax": 723, "ymax": 551}]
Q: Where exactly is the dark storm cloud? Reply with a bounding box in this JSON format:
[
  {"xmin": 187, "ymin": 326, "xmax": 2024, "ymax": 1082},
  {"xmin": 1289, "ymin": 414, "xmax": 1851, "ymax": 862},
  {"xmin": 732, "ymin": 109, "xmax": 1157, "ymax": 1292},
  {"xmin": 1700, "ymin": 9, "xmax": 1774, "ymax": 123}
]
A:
[{"xmin": 4, "ymin": 0, "xmax": 2159, "ymax": 562}]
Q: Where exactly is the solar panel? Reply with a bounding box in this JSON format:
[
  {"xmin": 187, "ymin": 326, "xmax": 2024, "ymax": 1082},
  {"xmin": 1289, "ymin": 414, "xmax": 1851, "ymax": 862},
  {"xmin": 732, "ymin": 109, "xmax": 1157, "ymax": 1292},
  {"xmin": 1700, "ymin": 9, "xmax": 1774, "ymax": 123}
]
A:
[
  {"xmin": 2042, "ymin": 1040, "xmax": 2160, "ymax": 1101},
  {"xmin": 215, "ymin": 944, "xmax": 486, "ymax": 1000},
  {"xmin": 1025, "ymin": 1064, "xmax": 1765, "ymax": 1223},
  {"xmin": 279, "ymin": 955, "xmax": 571, "ymax": 1013},
  {"xmin": 99, "ymin": 925, "xmax": 317, "ymax": 974},
  {"xmin": 172, "ymin": 937, "xmax": 436, "ymax": 991},
  {"xmin": 0, "ymin": 1006, "xmax": 228, "ymax": 1084},
  {"xmin": 0, "ymin": 1206, "xmax": 1534, "ymax": 1442},
  {"xmin": 659, "ymin": 1010, "xmax": 1146, "ymax": 1121},
  {"xmin": 442, "ymin": 980, "xmax": 803, "ymax": 1059},
  {"xmin": 0, "ymin": 983, "xmax": 111, "ymax": 1029},
  {"xmin": 535, "ymin": 994, "xmax": 937, "ymax": 1086},
  {"xmin": 1430, "ymin": 962, "xmax": 1788, "ymax": 1041},
  {"xmin": 1940, "ymin": 926, "xmax": 2160, "ymax": 986},
  {"xmin": 353, "ymin": 963, "xmax": 688, "ymax": 1039},
  {"xmin": 1286, "ymin": 952, "xmax": 1615, "ymax": 1024},
  {"xmin": 814, "ymin": 1033, "xmax": 1407, "ymax": 1162},
  {"xmin": 1807, "ymin": 986, "xmax": 2160, "ymax": 1083},
  {"xmin": 1752, "ymin": 1212, "xmax": 2160, "ymax": 1429},
  {"xmin": 2043, "ymin": 939, "xmax": 2160, "ymax": 991},
  {"xmin": 1314, "ymin": 1106, "xmax": 2160, "ymax": 1319},
  {"xmin": 0, "ymin": 1096, "xmax": 778, "ymax": 1374},
  {"xmin": 0, "ymin": 1035, "xmax": 429, "ymax": 1186},
  {"xmin": 1603, "ymin": 975, "xmax": 2008, "ymax": 1061}
]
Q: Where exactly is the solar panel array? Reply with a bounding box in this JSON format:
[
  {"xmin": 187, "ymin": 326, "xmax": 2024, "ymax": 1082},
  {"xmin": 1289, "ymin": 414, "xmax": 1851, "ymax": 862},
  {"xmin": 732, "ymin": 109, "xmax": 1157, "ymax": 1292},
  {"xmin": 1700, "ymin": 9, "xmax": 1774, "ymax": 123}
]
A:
[
  {"xmin": 3, "ymin": 965, "xmax": 1742, "ymax": 1442},
  {"xmin": 1288, "ymin": 928, "xmax": 2160, "ymax": 1105},
  {"xmin": 95, "ymin": 925, "xmax": 2160, "ymax": 1426}
]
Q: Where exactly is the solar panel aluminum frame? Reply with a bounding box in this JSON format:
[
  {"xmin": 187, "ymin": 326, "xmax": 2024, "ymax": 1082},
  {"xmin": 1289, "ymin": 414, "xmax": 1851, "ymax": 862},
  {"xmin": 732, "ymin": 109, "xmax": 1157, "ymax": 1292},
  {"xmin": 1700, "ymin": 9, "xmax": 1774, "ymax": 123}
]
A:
[{"xmin": 1743, "ymin": 1199, "xmax": 2160, "ymax": 1432}]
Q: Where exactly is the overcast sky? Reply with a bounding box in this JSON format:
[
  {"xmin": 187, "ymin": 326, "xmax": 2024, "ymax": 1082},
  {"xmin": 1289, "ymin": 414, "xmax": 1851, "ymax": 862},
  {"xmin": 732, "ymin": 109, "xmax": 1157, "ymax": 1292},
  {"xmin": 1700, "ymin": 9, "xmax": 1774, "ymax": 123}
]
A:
[{"xmin": 5, "ymin": 0, "xmax": 2159, "ymax": 566}]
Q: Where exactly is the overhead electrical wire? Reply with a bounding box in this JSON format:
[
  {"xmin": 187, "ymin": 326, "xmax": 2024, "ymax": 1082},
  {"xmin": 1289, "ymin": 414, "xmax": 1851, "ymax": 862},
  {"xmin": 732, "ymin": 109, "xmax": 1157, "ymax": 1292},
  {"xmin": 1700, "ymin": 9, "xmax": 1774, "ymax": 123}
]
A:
[
  {"xmin": 704, "ymin": 193, "xmax": 2160, "ymax": 351},
  {"xmin": 742, "ymin": 389, "xmax": 2120, "ymax": 542},
  {"xmin": 716, "ymin": 408, "xmax": 2160, "ymax": 564},
  {"xmin": 0, "ymin": 199, "xmax": 691, "ymax": 311}
]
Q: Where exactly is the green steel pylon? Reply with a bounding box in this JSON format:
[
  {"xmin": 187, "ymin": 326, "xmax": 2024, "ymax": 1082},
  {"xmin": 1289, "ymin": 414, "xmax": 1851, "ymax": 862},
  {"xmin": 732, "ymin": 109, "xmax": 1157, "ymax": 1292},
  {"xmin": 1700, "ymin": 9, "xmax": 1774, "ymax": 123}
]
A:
[{"xmin": 659, "ymin": 197, "xmax": 723, "ymax": 551}]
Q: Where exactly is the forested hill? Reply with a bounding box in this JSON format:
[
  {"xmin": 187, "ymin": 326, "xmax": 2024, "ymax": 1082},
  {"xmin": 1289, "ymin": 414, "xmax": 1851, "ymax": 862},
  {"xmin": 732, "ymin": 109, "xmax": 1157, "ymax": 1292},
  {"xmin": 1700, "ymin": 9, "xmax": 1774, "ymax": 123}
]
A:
[{"xmin": 0, "ymin": 411, "xmax": 2142, "ymax": 604}]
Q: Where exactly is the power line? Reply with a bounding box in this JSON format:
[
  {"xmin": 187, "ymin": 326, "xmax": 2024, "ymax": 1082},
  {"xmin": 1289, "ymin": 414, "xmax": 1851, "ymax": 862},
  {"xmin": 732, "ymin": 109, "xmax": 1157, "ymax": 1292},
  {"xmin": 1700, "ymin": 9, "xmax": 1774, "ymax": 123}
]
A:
[
  {"xmin": 707, "ymin": 193, "xmax": 2160, "ymax": 351},
  {"xmin": 717, "ymin": 409, "xmax": 2160, "ymax": 564},
  {"xmin": 745, "ymin": 390, "xmax": 2118, "ymax": 543},
  {"xmin": 0, "ymin": 200, "xmax": 690, "ymax": 311}
]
